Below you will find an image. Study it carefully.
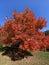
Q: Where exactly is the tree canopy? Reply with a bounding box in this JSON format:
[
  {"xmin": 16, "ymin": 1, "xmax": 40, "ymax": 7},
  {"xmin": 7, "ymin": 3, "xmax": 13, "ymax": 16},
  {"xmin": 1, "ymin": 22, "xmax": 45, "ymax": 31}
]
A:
[{"xmin": 0, "ymin": 8, "xmax": 49, "ymax": 52}]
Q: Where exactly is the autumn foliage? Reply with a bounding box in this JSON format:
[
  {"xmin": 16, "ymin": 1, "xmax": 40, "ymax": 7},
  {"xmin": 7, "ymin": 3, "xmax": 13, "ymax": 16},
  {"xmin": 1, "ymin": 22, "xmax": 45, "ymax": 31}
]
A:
[{"xmin": 0, "ymin": 8, "xmax": 49, "ymax": 52}]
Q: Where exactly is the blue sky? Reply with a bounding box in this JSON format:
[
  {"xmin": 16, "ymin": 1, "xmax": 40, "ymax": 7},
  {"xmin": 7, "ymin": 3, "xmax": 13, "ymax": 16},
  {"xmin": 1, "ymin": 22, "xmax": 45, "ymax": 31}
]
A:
[{"xmin": 0, "ymin": 0, "xmax": 49, "ymax": 31}]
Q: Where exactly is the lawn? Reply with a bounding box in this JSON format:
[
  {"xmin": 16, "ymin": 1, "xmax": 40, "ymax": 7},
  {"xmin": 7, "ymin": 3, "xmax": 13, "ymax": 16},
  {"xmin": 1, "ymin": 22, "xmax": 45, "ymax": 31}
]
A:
[{"xmin": 0, "ymin": 51, "xmax": 49, "ymax": 65}]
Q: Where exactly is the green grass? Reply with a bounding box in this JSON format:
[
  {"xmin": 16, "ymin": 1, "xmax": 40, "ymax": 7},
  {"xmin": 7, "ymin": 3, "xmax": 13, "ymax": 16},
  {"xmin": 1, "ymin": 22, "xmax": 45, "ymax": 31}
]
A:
[
  {"xmin": 33, "ymin": 51, "xmax": 49, "ymax": 60},
  {"xmin": 32, "ymin": 51, "xmax": 49, "ymax": 65}
]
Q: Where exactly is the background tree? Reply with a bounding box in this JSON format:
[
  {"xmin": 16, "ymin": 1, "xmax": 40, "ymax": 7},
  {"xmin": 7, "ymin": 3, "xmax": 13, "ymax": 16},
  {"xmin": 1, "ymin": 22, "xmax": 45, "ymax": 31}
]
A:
[{"xmin": 45, "ymin": 30, "xmax": 49, "ymax": 36}]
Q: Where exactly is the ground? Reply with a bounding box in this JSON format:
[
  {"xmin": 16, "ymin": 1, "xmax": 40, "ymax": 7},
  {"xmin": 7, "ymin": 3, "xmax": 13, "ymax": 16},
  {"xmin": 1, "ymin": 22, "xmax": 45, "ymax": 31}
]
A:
[{"xmin": 0, "ymin": 51, "xmax": 49, "ymax": 65}]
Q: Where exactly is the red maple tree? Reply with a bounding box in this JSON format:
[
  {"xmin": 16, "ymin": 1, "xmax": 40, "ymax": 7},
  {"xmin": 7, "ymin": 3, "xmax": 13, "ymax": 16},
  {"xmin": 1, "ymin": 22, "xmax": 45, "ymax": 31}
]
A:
[{"xmin": 0, "ymin": 8, "xmax": 49, "ymax": 52}]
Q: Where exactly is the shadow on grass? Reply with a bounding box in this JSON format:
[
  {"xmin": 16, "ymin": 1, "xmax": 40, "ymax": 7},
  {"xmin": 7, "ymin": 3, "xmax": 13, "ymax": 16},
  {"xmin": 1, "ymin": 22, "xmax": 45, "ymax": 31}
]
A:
[{"xmin": 0, "ymin": 46, "xmax": 33, "ymax": 61}]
